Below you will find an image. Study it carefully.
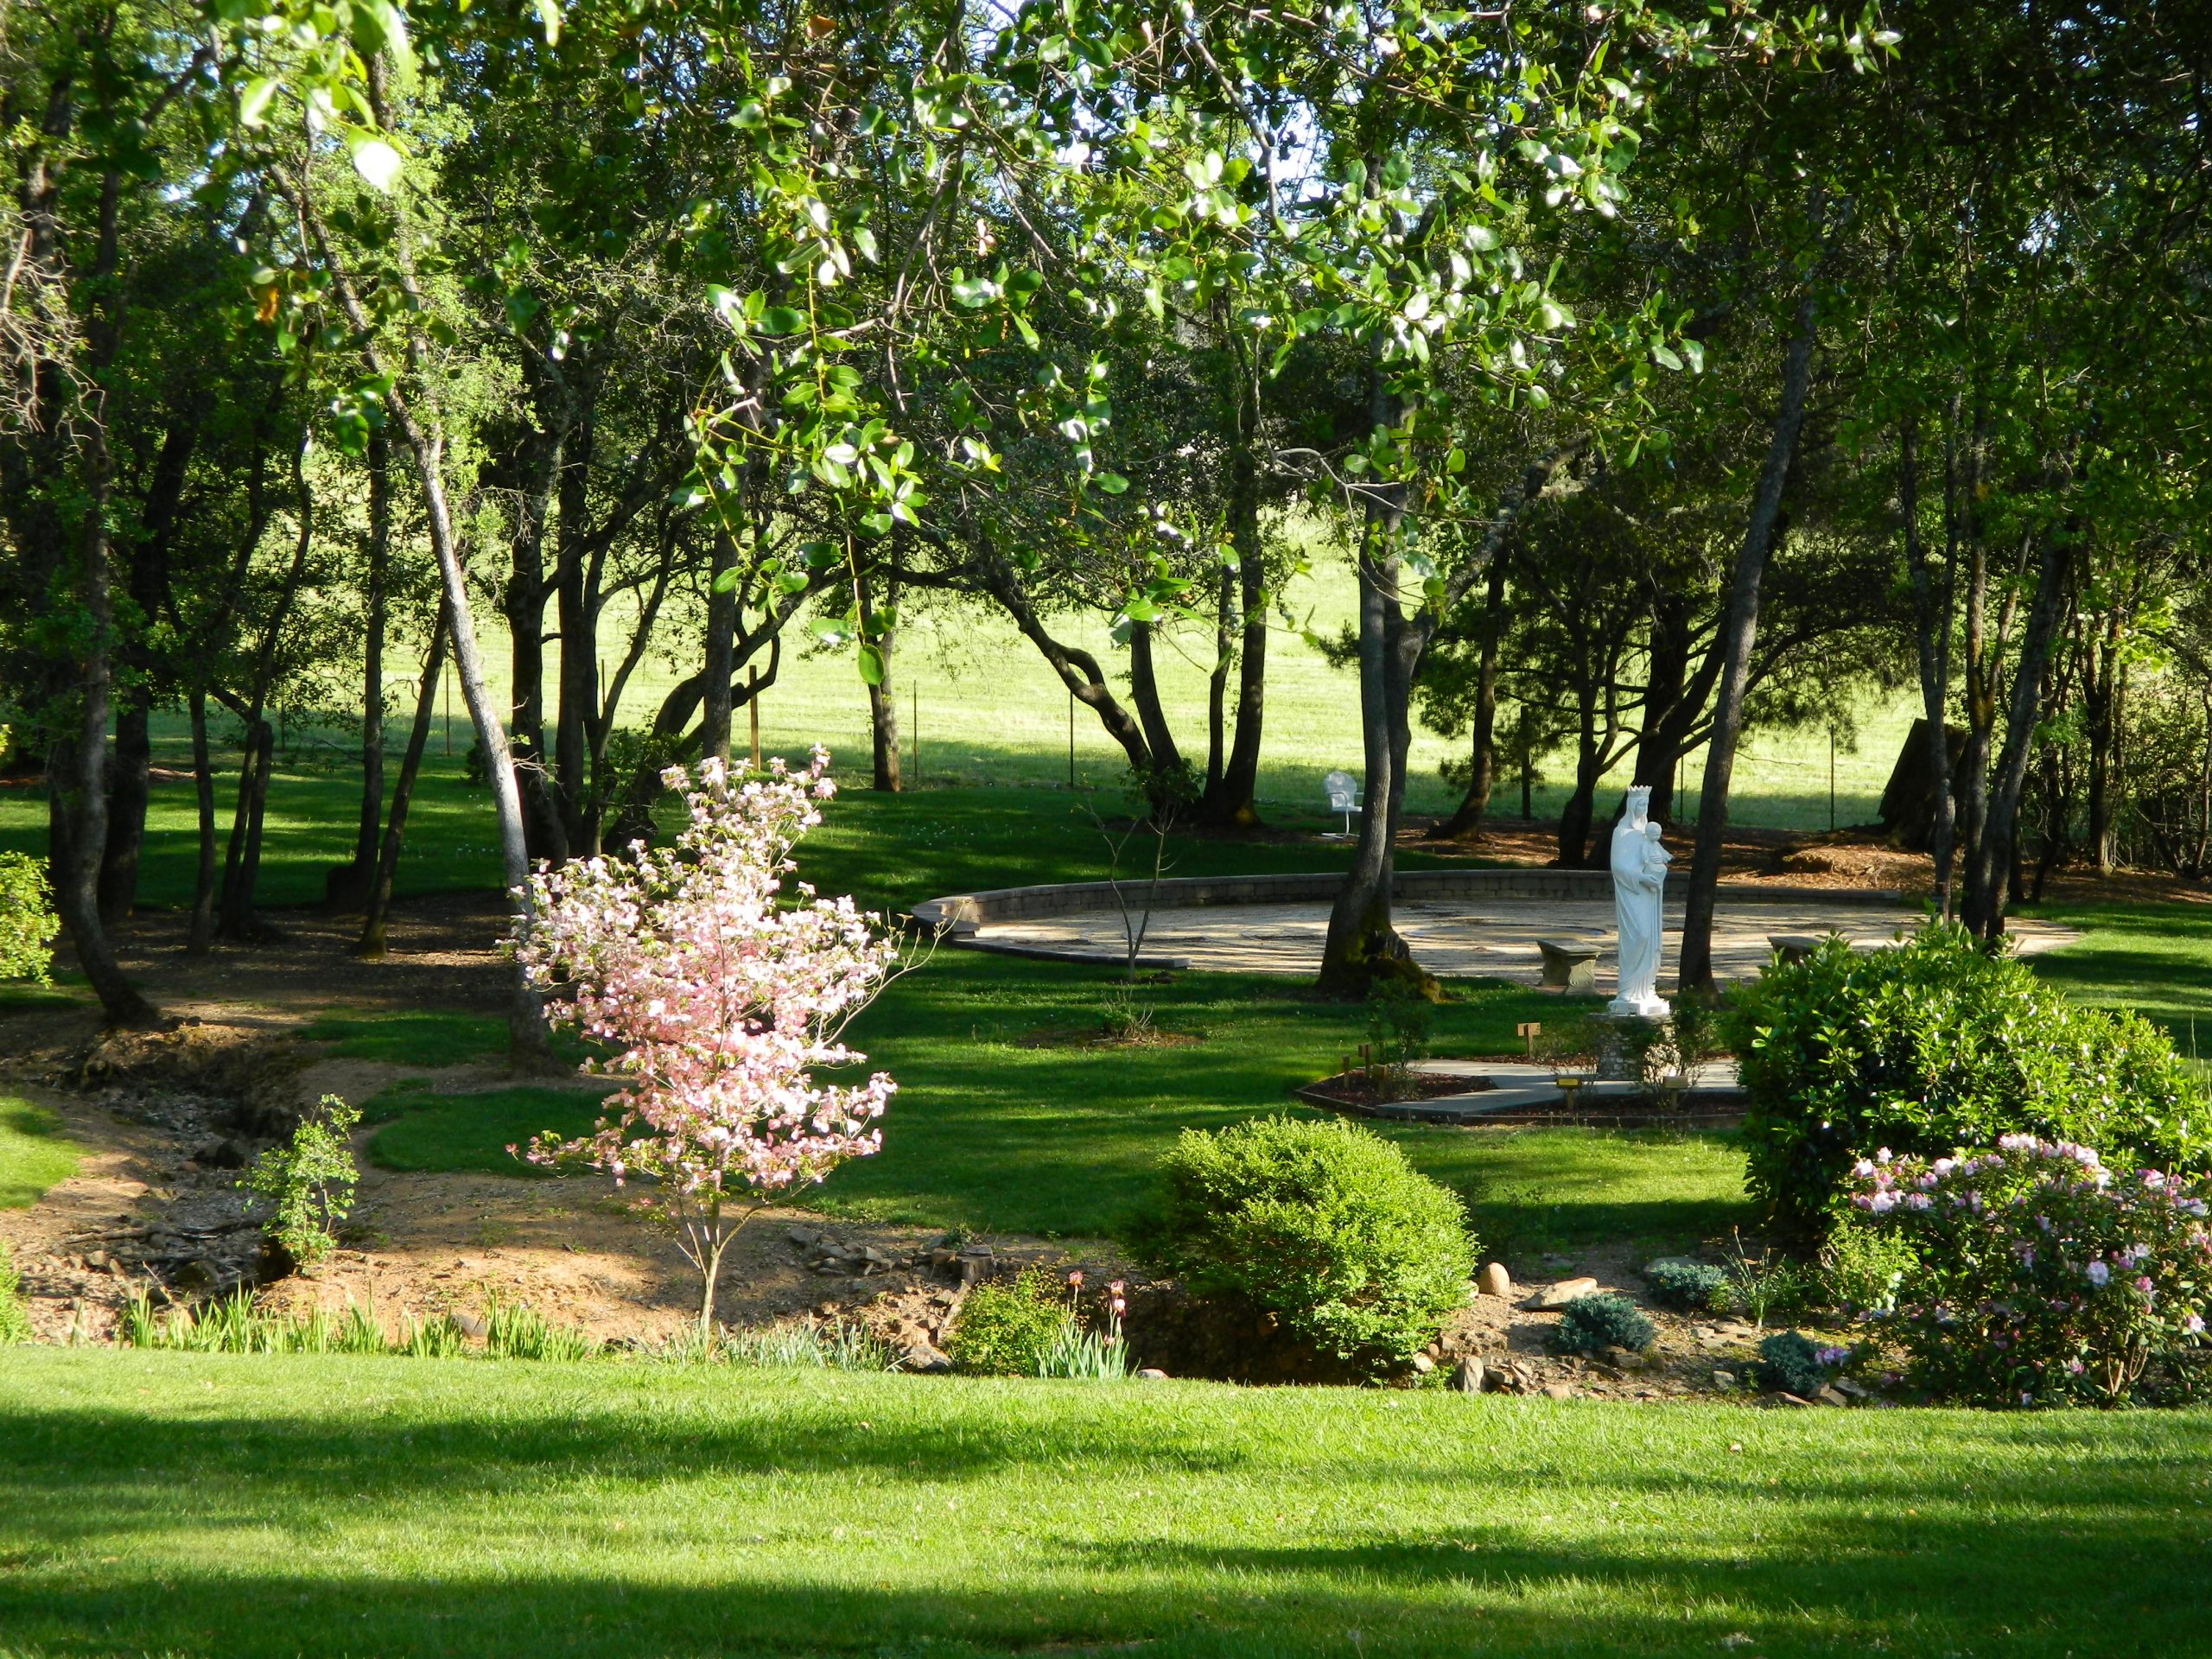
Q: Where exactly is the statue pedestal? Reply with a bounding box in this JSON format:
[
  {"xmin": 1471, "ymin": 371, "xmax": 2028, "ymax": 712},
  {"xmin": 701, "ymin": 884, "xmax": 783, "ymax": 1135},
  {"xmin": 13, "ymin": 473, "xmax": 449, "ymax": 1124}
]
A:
[{"xmin": 1595, "ymin": 1007, "xmax": 1670, "ymax": 1081}]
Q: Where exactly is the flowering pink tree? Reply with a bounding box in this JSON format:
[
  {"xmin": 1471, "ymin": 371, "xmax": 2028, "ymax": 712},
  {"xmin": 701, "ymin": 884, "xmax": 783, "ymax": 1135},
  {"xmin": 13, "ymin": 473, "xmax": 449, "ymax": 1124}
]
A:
[{"xmin": 513, "ymin": 748, "xmax": 899, "ymax": 1333}]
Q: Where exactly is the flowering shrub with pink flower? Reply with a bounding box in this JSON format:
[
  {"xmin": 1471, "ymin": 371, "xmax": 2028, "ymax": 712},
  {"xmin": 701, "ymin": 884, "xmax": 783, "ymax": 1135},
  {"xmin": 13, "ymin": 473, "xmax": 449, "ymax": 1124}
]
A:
[
  {"xmin": 1847, "ymin": 1136, "xmax": 2212, "ymax": 1406},
  {"xmin": 512, "ymin": 749, "xmax": 900, "ymax": 1332}
]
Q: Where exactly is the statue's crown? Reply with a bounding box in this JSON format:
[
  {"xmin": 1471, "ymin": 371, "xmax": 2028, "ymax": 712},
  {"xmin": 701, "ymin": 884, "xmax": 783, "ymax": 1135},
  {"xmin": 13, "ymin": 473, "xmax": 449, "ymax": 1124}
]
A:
[{"xmin": 1625, "ymin": 785, "xmax": 1651, "ymax": 815}]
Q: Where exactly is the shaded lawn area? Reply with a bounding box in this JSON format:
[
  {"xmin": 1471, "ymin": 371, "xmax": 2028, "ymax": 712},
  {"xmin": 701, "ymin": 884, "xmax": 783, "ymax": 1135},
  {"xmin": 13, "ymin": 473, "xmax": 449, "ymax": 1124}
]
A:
[
  {"xmin": 0, "ymin": 1096, "xmax": 80, "ymax": 1211},
  {"xmin": 0, "ymin": 766, "xmax": 1464, "ymax": 917},
  {"xmin": 3, "ymin": 1349, "xmax": 2207, "ymax": 1659},
  {"xmin": 2018, "ymin": 899, "xmax": 2212, "ymax": 1049},
  {"xmin": 368, "ymin": 951, "xmax": 1751, "ymax": 1263}
]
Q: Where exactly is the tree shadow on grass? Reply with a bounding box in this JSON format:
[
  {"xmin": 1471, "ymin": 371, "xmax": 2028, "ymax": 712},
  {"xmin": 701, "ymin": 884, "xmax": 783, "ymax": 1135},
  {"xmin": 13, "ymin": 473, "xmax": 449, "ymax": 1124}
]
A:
[{"xmin": 2, "ymin": 1370, "xmax": 2207, "ymax": 1657}]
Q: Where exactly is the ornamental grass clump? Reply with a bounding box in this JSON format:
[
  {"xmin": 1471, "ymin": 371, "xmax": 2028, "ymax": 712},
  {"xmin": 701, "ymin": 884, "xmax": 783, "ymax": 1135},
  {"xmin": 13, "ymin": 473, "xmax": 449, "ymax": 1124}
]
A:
[
  {"xmin": 516, "ymin": 750, "xmax": 901, "ymax": 1334},
  {"xmin": 1847, "ymin": 1137, "xmax": 2212, "ymax": 1406},
  {"xmin": 1131, "ymin": 1116, "xmax": 1474, "ymax": 1373},
  {"xmin": 1726, "ymin": 922, "xmax": 2209, "ymax": 1241}
]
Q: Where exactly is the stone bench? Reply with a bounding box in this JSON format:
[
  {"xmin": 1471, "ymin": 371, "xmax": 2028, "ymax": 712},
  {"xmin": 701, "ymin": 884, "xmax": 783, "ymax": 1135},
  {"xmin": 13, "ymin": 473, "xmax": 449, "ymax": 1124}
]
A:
[
  {"xmin": 1536, "ymin": 938, "xmax": 1600, "ymax": 994},
  {"xmin": 1767, "ymin": 933, "xmax": 1831, "ymax": 965}
]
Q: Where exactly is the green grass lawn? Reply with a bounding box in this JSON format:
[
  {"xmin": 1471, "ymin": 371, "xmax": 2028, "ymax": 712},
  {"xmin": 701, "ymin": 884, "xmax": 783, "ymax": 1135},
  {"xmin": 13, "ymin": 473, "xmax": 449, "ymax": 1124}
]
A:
[
  {"xmin": 0, "ymin": 1097, "xmax": 79, "ymax": 1211},
  {"xmin": 2, "ymin": 1348, "xmax": 2206, "ymax": 1659},
  {"xmin": 365, "ymin": 950, "xmax": 1751, "ymax": 1266},
  {"xmin": 2019, "ymin": 900, "xmax": 2212, "ymax": 1050}
]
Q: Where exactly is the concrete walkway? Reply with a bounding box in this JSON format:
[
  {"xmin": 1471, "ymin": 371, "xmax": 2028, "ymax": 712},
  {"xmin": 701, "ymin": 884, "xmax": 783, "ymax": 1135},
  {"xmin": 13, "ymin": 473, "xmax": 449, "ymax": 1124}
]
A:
[{"xmin": 967, "ymin": 894, "xmax": 2078, "ymax": 989}]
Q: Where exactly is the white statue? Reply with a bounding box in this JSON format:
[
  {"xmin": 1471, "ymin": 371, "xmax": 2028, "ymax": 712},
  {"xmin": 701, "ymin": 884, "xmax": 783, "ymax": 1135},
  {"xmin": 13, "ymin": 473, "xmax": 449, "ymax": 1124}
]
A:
[{"xmin": 1608, "ymin": 786, "xmax": 1672, "ymax": 1019}]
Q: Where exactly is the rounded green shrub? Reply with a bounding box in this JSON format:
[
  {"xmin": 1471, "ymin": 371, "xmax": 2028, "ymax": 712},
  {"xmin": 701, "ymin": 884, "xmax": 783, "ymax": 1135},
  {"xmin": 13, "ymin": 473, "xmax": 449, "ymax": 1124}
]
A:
[
  {"xmin": 1130, "ymin": 1116, "xmax": 1474, "ymax": 1370},
  {"xmin": 1643, "ymin": 1260, "xmax": 1727, "ymax": 1313},
  {"xmin": 1724, "ymin": 922, "xmax": 2209, "ymax": 1240},
  {"xmin": 945, "ymin": 1270, "xmax": 1077, "ymax": 1376},
  {"xmin": 1755, "ymin": 1330, "xmax": 1847, "ymax": 1397},
  {"xmin": 1552, "ymin": 1293, "xmax": 1655, "ymax": 1357}
]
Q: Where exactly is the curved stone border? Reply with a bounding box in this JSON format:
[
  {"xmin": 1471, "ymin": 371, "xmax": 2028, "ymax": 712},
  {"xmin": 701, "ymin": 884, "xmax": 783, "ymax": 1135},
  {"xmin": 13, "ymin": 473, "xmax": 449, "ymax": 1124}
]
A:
[{"xmin": 910, "ymin": 868, "xmax": 1906, "ymax": 934}]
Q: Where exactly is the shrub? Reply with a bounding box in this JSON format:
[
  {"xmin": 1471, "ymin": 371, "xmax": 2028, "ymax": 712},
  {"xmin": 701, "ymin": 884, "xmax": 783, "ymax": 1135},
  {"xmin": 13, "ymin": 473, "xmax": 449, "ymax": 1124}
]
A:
[
  {"xmin": 0, "ymin": 851, "xmax": 58, "ymax": 983},
  {"xmin": 1756, "ymin": 1330, "xmax": 1848, "ymax": 1396},
  {"xmin": 946, "ymin": 1270, "xmax": 1079, "ymax": 1376},
  {"xmin": 1725, "ymin": 923, "xmax": 2210, "ymax": 1240},
  {"xmin": 1552, "ymin": 1293, "xmax": 1654, "ymax": 1356},
  {"xmin": 1364, "ymin": 981, "xmax": 1435, "ymax": 1100},
  {"xmin": 1719, "ymin": 1241, "xmax": 1820, "ymax": 1327},
  {"xmin": 1847, "ymin": 1138, "xmax": 2212, "ymax": 1406},
  {"xmin": 239, "ymin": 1095, "xmax": 360, "ymax": 1268},
  {"xmin": 1822, "ymin": 1224, "xmax": 1919, "ymax": 1315},
  {"xmin": 1131, "ymin": 1116, "xmax": 1474, "ymax": 1370},
  {"xmin": 1644, "ymin": 1260, "xmax": 1727, "ymax": 1313},
  {"xmin": 0, "ymin": 1242, "xmax": 29, "ymax": 1344}
]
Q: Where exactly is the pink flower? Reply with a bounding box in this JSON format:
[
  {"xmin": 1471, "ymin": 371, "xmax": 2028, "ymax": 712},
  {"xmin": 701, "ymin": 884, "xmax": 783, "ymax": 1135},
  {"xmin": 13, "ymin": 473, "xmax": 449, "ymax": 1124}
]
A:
[{"xmin": 2085, "ymin": 1261, "xmax": 2111, "ymax": 1287}]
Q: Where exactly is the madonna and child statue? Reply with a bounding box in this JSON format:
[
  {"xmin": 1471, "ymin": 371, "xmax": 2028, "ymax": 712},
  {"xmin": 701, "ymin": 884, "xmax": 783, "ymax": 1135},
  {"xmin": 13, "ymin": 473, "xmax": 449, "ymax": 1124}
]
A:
[{"xmin": 1608, "ymin": 785, "xmax": 1672, "ymax": 1020}]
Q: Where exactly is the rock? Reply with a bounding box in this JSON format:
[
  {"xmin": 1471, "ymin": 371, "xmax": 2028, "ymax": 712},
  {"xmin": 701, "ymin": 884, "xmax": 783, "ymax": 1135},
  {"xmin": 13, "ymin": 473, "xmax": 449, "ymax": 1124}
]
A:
[
  {"xmin": 452, "ymin": 1312, "xmax": 489, "ymax": 1340},
  {"xmin": 927, "ymin": 1248, "xmax": 959, "ymax": 1268},
  {"xmin": 1478, "ymin": 1262, "xmax": 1515, "ymax": 1299},
  {"xmin": 1777, "ymin": 1391, "xmax": 1815, "ymax": 1408},
  {"xmin": 1453, "ymin": 1357, "xmax": 1486, "ymax": 1395},
  {"xmin": 899, "ymin": 1342, "xmax": 952, "ymax": 1374},
  {"xmin": 785, "ymin": 1226, "xmax": 822, "ymax": 1247},
  {"xmin": 1409, "ymin": 1353, "xmax": 1435, "ymax": 1375},
  {"xmin": 192, "ymin": 1139, "xmax": 248, "ymax": 1170},
  {"xmin": 1712, "ymin": 1370, "xmax": 1737, "ymax": 1389},
  {"xmin": 958, "ymin": 1256, "xmax": 988, "ymax": 1287},
  {"xmin": 1541, "ymin": 1382, "xmax": 1575, "ymax": 1401},
  {"xmin": 1135, "ymin": 1368, "xmax": 1169, "ymax": 1381},
  {"xmin": 1816, "ymin": 1385, "xmax": 1850, "ymax": 1408},
  {"xmin": 1522, "ymin": 1276, "xmax": 1599, "ymax": 1311},
  {"xmin": 84, "ymin": 1249, "xmax": 111, "ymax": 1271},
  {"xmin": 1834, "ymin": 1377, "xmax": 1871, "ymax": 1399},
  {"xmin": 1604, "ymin": 1345, "xmax": 1644, "ymax": 1371}
]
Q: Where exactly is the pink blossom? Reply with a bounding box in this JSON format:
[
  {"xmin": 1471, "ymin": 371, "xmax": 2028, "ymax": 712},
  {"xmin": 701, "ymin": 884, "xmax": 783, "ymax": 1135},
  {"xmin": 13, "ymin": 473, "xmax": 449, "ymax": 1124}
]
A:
[{"xmin": 515, "ymin": 748, "xmax": 902, "ymax": 1332}]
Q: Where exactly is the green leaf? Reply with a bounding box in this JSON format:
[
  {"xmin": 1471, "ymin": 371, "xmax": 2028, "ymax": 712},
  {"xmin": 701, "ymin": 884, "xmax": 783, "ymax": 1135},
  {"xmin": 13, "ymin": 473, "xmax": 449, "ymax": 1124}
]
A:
[
  {"xmin": 347, "ymin": 135, "xmax": 404, "ymax": 194},
  {"xmin": 711, "ymin": 567, "xmax": 741, "ymax": 595},
  {"xmin": 532, "ymin": 0, "xmax": 563, "ymax": 45},
  {"xmin": 857, "ymin": 643, "xmax": 887, "ymax": 686},
  {"xmin": 238, "ymin": 76, "xmax": 281, "ymax": 128},
  {"xmin": 756, "ymin": 307, "xmax": 806, "ymax": 336},
  {"xmin": 1093, "ymin": 472, "xmax": 1129, "ymax": 495}
]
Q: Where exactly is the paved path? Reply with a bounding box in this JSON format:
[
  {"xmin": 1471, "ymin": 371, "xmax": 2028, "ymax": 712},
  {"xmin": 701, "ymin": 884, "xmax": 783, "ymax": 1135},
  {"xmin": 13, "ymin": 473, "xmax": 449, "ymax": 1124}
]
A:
[{"xmin": 969, "ymin": 894, "xmax": 2078, "ymax": 988}]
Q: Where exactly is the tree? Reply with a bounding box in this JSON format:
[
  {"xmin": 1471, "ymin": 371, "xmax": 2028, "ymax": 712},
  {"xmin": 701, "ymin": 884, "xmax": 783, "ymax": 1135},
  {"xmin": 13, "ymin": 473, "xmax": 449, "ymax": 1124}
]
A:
[{"xmin": 518, "ymin": 750, "xmax": 900, "ymax": 1335}]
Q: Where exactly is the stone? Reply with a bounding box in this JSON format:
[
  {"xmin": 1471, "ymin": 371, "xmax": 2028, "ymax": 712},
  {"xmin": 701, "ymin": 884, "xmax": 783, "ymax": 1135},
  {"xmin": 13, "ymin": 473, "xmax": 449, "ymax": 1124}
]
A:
[
  {"xmin": 1541, "ymin": 1382, "xmax": 1576, "ymax": 1401},
  {"xmin": 1816, "ymin": 1385, "xmax": 1850, "ymax": 1408},
  {"xmin": 1777, "ymin": 1391, "xmax": 1815, "ymax": 1408},
  {"xmin": 1834, "ymin": 1377, "xmax": 1871, "ymax": 1399},
  {"xmin": 1712, "ymin": 1370, "xmax": 1737, "ymax": 1390},
  {"xmin": 452, "ymin": 1312, "xmax": 489, "ymax": 1340},
  {"xmin": 1135, "ymin": 1368, "xmax": 1169, "ymax": 1380},
  {"xmin": 958, "ymin": 1256, "xmax": 988, "ymax": 1287},
  {"xmin": 785, "ymin": 1225, "xmax": 822, "ymax": 1247},
  {"xmin": 899, "ymin": 1342, "xmax": 952, "ymax": 1374},
  {"xmin": 1536, "ymin": 938, "xmax": 1599, "ymax": 995},
  {"xmin": 1604, "ymin": 1345, "xmax": 1644, "ymax": 1371},
  {"xmin": 1453, "ymin": 1357, "xmax": 1486, "ymax": 1395},
  {"xmin": 1522, "ymin": 1276, "xmax": 1599, "ymax": 1311},
  {"xmin": 1408, "ymin": 1353, "xmax": 1435, "ymax": 1375},
  {"xmin": 1478, "ymin": 1262, "xmax": 1514, "ymax": 1299}
]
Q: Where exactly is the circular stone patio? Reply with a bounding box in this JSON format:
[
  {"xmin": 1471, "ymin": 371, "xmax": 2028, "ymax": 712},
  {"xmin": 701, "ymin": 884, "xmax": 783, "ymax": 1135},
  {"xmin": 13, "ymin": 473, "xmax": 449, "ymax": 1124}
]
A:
[{"xmin": 929, "ymin": 881, "xmax": 2077, "ymax": 991}]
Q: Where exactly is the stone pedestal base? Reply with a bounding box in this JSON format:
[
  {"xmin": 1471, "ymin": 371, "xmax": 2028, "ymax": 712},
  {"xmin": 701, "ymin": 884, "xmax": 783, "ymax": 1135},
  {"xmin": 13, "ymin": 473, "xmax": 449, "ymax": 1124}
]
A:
[{"xmin": 1595, "ymin": 1008, "xmax": 1670, "ymax": 1081}]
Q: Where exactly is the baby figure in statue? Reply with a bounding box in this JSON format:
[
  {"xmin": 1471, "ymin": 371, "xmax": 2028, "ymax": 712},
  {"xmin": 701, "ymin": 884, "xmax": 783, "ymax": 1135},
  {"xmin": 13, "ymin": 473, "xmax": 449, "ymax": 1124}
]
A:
[{"xmin": 1608, "ymin": 787, "xmax": 1673, "ymax": 1020}]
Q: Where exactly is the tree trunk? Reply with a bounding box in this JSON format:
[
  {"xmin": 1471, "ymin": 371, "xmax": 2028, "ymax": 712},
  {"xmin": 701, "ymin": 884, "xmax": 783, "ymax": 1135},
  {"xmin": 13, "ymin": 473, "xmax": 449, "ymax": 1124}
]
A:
[
  {"xmin": 98, "ymin": 699, "xmax": 149, "ymax": 925},
  {"xmin": 1432, "ymin": 564, "xmax": 1507, "ymax": 840},
  {"xmin": 1128, "ymin": 619, "xmax": 1184, "ymax": 783},
  {"xmin": 1204, "ymin": 563, "xmax": 1232, "ymax": 803},
  {"xmin": 505, "ymin": 423, "xmax": 566, "ymax": 865},
  {"xmin": 302, "ymin": 189, "xmax": 552, "ymax": 1067},
  {"xmin": 1904, "ymin": 415, "xmax": 1959, "ymax": 918},
  {"xmin": 337, "ymin": 428, "xmax": 391, "ymax": 906},
  {"xmin": 359, "ymin": 611, "xmax": 448, "ymax": 958},
  {"xmin": 1677, "ymin": 287, "xmax": 1821, "ymax": 993},
  {"xmin": 187, "ymin": 688, "xmax": 218, "ymax": 954},
  {"xmin": 861, "ymin": 569, "xmax": 900, "ymax": 791},
  {"xmin": 1961, "ymin": 526, "xmax": 2072, "ymax": 939},
  {"xmin": 216, "ymin": 717, "xmax": 270, "ymax": 940},
  {"xmin": 702, "ymin": 529, "xmax": 738, "ymax": 766}
]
